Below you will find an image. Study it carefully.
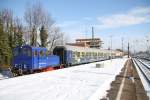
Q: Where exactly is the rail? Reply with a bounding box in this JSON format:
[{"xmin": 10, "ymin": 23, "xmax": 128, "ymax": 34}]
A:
[
  {"xmin": 133, "ymin": 58, "xmax": 150, "ymax": 83},
  {"xmin": 132, "ymin": 58, "xmax": 150, "ymax": 98}
]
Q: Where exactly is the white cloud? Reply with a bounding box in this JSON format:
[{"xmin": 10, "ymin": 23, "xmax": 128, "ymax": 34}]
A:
[
  {"xmin": 57, "ymin": 20, "xmax": 80, "ymax": 27},
  {"xmin": 130, "ymin": 7, "xmax": 150, "ymax": 15},
  {"xmin": 57, "ymin": 17, "xmax": 92, "ymax": 28},
  {"xmin": 96, "ymin": 6, "xmax": 150, "ymax": 29},
  {"xmin": 56, "ymin": 6, "xmax": 150, "ymax": 51}
]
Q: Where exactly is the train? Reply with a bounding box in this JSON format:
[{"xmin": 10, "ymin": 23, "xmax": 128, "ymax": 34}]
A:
[
  {"xmin": 53, "ymin": 45, "xmax": 117, "ymax": 65},
  {"xmin": 11, "ymin": 45, "xmax": 119, "ymax": 76}
]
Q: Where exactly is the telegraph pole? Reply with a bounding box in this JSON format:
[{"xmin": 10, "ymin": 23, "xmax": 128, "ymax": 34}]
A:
[
  {"xmin": 122, "ymin": 37, "xmax": 124, "ymax": 57},
  {"xmin": 128, "ymin": 42, "xmax": 130, "ymax": 58},
  {"xmin": 110, "ymin": 35, "xmax": 112, "ymax": 59},
  {"xmin": 147, "ymin": 39, "xmax": 149, "ymax": 53},
  {"xmin": 91, "ymin": 27, "xmax": 94, "ymax": 48},
  {"xmin": 122, "ymin": 37, "xmax": 124, "ymax": 52}
]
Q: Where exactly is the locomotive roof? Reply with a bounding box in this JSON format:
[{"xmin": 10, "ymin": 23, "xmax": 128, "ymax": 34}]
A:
[{"xmin": 14, "ymin": 45, "xmax": 47, "ymax": 51}]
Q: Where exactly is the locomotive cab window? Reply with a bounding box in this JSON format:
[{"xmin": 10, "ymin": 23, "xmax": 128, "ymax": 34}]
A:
[
  {"xmin": 27, "ymin": 49, "xmax": 31, "ymax": 57},
  {"xmin": 22, "ymin": 48, "xmax": 27, "ymax": 55},
  {"xmin": 14, "ymin": 49, "xmax": 19, "ymax": 56},
  {"xmin": 22, "ymin": 48, "xmax": 31, "ymax": 57}
]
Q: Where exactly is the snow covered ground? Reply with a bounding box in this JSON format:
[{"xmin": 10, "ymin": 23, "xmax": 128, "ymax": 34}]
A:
[
  {"xmin": 0, "ymin": 70, "xmax": 13, "ymax": 80},
  {"xmin": 0, "ymin": 58, "xmax": 127, "ymax": 100},
  {"xmin": 0, "ymin": 74, "xmax": 7, "ymax": 80}
]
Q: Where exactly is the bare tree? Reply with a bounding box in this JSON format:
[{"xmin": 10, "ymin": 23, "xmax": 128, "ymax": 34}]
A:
[
  {"xmin": 1, "ymin": 9, "xmax": 13, "ymax": 32},
  {"xmin": 24, "ymin": 2, "xmax": 54, "ymax": 46},
  {"xmin": 24, "ymin": 2, "xmax": 66, "ymax": 50},
  {"xmin": 48, "ymin": 26, "xmax": 64, "ymax": 52}
]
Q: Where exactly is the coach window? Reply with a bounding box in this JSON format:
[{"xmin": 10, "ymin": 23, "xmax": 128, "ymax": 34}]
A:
[
  {"xmin": 92, "ymin": 52, "xmax": 94, "ymax": 56},
  {"xmin": 103, "ymin": 53, "xmax": 105, "ymax": 57},
  {"xmin": 95, "ymin": 53, "xmax": 97, "ymax": 56},
  {"xmin": 72, "ymin": 52, "xmax": 75, "ymax": 58},
  {"xmin": 82, "ymin": 52, "xmax": 84, "ymax": 57},
  {"xmin": 100, "ymin": 53, "xmax": 102, "ymax": 56},
  {"xmin": 40, "ymin": 50, "xmax": 44, "ymax": 56},
  {"xmin": 34, "ymin": 50, "xmax": 38, "ymax": 56},
  {"xmin": 43, "ymin": 51, "xmax": 46, "ymax": 56},
  {"xmin": 77, "ymin": 52, "xmax": 80, "ymax": 57},
  {"xmin": 89, "ymin": 52, "xmax": 91, "ymax": 57},
  {"xmin": 46, "ymin": 51, "xmax": 49, "ymax": 56},
  {"xmin": 98, "ymin": 53, "xmax": 100, "ymax": 56},
  {"xmin": 86, "ymin": 52, "xmax": 89, "ymax": 57},
  {"xmin": 86, "ymin": 52, "xmax": 88, "ymax": 57}
]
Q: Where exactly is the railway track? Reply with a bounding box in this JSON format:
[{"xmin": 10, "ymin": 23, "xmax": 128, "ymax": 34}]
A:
[
  {"xmin": 138, "ymin": 58, "xmax": 150, "ymax": 69},
  {"xmin": 132, "ymin": 58, "xmax": 150, "ymax": 98},
  {"xmin": 133, "ymin": 58, "xmax": 150, "ymax": 83}
]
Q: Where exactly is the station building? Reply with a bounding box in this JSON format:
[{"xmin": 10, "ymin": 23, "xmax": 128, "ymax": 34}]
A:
[{"xmin": 66, "ymin": 38, "xmax": 103, "ymax": 48}]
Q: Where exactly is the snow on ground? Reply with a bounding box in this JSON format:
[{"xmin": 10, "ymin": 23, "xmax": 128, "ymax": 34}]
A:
[
  {"xmin": 0, "ymin": 74, "xmax": 7, "ymax": 80},
  {"xmin": 0, "ymin": 70, "xmax": 12, "ymax": 80},
  {"xmin": 0, "ymin": 58, "xmax": 127, "ymax": 100}
]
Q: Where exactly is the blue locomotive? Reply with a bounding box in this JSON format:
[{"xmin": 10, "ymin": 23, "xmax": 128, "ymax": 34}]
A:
[{"xmin": 12, "ymin": 45, "xmax": 60, "ymax": 75}]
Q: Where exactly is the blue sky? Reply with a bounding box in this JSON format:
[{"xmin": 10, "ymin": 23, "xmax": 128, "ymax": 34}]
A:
[{"xmin": 1, "ymin": 0, "xmax": 150, "ymax": 52}]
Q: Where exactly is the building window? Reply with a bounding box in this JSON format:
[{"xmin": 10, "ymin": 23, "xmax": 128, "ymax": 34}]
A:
[{"xmin": 72, "ymin": 52, "xmax": 75, "ymax": 57}]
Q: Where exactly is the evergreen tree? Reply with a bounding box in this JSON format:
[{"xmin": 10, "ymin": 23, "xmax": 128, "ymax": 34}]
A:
[
  {"xmin": 40, "ymin": 25, "xmax": 48, "ymax": 47},
  {"xmin": 14, "ymin": 25, "xmax": 24, "ymax": 46},
  {"xmin": 0, "ymin": 16, "xmax": 11, "ymax": 66},
  {"xmin": 8, "ymin": 22, "xmax": 15, "ymax": 49},
  {"xmin": 17, "ymin": 26, "xmax": 23, "ymax": 46}
]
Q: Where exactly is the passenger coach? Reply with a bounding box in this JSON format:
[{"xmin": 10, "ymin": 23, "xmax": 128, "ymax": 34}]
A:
[{"xmin": 53, "ymin": 45, "xmax": 116, "ymax": 66}]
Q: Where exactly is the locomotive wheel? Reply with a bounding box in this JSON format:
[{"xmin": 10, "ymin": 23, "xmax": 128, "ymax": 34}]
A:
[{"xmin": 18, "ymin": 69, "xmax": 23, "ymax": 75}]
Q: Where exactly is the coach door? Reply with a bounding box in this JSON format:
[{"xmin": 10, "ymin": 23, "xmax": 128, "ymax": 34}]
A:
[{"xmin": 53, "ymin": 47, "xmax": 66, "ymax": 64}]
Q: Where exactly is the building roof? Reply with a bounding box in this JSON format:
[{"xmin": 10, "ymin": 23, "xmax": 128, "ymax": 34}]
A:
[{"xmin": 76, "ymin": 38, "xmax": 102, "ymax": 42}]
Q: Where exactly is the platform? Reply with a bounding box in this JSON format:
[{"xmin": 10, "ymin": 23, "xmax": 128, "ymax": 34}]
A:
[
  {"xmin": 101, "ymin": 59, "xmax": 149, "ymax": 100},
  {"xmin": 0, "ymin": 58, "xmax": 127, "ymax": 100}
]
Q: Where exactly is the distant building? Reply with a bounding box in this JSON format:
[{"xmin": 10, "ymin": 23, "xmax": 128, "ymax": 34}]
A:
[
  {"xmin": 66, "ymin": 38, "xmax": 103, "ymax": 48},
  {"xmin": 66, "ymin": 42, "xmax": 86, "ymax": 47}
]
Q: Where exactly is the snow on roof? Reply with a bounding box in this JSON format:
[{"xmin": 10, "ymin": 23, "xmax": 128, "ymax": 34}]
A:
[{"xmin": 0, "ymin": 58, "xmax": 127, "ymax": 100}]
